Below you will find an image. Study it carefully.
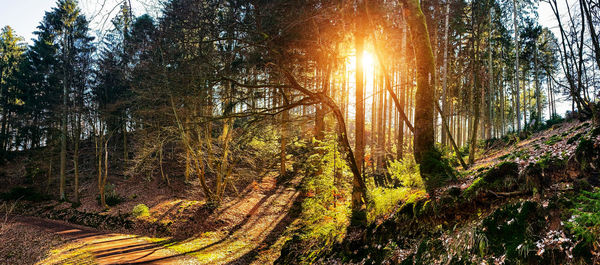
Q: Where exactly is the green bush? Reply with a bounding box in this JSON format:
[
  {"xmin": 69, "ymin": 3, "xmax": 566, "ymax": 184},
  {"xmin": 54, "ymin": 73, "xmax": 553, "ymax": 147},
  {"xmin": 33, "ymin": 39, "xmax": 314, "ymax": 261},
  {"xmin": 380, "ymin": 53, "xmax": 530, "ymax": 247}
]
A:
[
  {"xmin": 132, "ymin": 204, "xmax": 150, "ymax": 218},
  {"xmin": 387, "ymin": 157, "xmax": 423, "ymax": 189}
]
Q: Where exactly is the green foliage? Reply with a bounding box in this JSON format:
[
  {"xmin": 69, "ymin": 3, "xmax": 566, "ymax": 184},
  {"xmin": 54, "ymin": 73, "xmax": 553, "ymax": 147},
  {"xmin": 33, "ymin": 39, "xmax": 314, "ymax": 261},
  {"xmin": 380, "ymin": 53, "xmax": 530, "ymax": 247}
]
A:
[
  {"xmin": 544, "ymin": 134, "xmax": 562, "ymax": 145},
  {"xmin": 480, "ymin": 201, "xmax": 545, "ymax": 262},
  {"xmin": 247, "ymin": 125, "xmax": 280, "ymax": 159},
  {"xmin": 566, "ymin": 189, "xmax": 600, "ymax": 252},
  {"xmin": 132, "ymin": 204, "xmax": 150, "ymax": 218},
  {"xmin": 367, "ymin": 187, "xmax": 425, "ymax": 223},
  {"xmin": 279, "ymin": 134, "xmax": 352, "ymax": 264},
  {"xmin": 387, "ymin": 157, "xmax": 423, "ymax": 189}
]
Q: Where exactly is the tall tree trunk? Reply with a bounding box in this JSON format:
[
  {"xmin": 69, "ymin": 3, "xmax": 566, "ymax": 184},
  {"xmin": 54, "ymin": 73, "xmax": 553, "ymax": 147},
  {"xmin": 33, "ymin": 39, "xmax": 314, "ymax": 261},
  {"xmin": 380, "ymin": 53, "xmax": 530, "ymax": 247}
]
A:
[
  {"xmin": 441, "ymin": 3, "xmax": 450, "ymax": 146},
  {"xmin": 60, "ymin": 43, "xmax": 68, "ymax": 201},
  {"xmin": 488, "ymin": 9, "xmax": 494, "ymax": 139},
  {"xmin": 281, "ymin": 89, "xmax": 288, "ymax": 176},
  {"xmin": 535, "ymin": 43, "xmax": 541, "ymax": 125},
  {"xmin": 580, "ymin": 0, "xmax": 600, "ymax": 69},
  {"xmin": 403, "ymin": 0, "xmax": 439, "ymax": 192},
  {"xmin": 513, "ymin": 0, "xmax": 521, "ymax": 132},
  {"xmin": 73, "ymin": 115, "xmax": 80, "ymax": 203},
  {"xmin": 355, "ymin": 21, "xmax": 365, "ymax": 177}
]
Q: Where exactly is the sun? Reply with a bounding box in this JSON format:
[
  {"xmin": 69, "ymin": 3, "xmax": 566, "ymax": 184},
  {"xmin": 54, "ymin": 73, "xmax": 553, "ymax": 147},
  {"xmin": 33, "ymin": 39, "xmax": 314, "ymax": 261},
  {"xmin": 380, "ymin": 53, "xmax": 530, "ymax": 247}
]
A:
[
  {"xmin": 347, "ymin": 50, "xmax": 377, "ymax": 73},
  {"xmin": 361, "ymin": 51, "xmax": 376, "ymax": 70}
]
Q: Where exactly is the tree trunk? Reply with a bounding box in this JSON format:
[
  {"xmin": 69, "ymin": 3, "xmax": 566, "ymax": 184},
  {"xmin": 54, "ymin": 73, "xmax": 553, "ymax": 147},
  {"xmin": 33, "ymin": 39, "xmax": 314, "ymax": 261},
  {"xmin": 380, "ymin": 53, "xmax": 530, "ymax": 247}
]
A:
[
  {"xmin": 513, "ymin": 0, "xmax": 521, "ymax": 132},
  {"xmin": 441, "ymin": 2, "xmax": 450, "ymax": 146},
  {"xmin": 402, "ymin": 0, "xmax": 438, "ymax": 191},
  {"xmin": 355, "ymin": 22, "xmax": 365, "ymax": 177}
]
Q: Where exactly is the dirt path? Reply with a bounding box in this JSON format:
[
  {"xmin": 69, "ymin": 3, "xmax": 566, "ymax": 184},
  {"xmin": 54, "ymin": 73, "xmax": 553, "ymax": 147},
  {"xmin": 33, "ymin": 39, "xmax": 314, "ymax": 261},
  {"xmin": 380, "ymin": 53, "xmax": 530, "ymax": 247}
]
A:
[
  {"xmin": 10, "ymin": 172, "xmax": 302, "ymax": 265},
  {"xmin": 148, "ymin": 172, "xmax": 303, "ymax": 265},
  {"xmin": 10, "ymin": 215, "xmax": 196, "ymax": 264}
]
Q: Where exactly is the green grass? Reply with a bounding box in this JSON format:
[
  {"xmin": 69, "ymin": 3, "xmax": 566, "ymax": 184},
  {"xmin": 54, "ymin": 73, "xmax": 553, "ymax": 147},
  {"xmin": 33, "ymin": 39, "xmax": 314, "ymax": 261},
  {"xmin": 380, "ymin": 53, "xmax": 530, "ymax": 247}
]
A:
[{"xmin": 368, "ymin": 187, "xmax": 426, "ymax": 223}]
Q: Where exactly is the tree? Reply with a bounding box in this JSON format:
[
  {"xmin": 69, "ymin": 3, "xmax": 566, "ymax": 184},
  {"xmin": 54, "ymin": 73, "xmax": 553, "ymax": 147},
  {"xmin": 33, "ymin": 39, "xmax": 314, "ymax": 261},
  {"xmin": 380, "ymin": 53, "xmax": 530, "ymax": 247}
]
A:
[
  {"xmin": 402, "ymin": 0, "xmax": 449, "ymax": 193},
  {"xmin": 0, "ymin": 26, "xmax": 25, "ymax": 155},
  {"xmin": 29, "ymin": 0, "xmax": 94, "ymax": 200}
]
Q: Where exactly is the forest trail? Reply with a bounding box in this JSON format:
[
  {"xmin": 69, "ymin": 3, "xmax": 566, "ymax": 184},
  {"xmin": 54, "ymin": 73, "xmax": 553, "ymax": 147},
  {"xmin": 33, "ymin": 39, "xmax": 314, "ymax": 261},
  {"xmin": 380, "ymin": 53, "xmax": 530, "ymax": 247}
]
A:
[
  {"xmin": 11, "ymin": 215, "xmax": 196, "ymax": 264},
  {"xmin": 154, "ymin": 172, "xmax": 303, "ymax": 265},
  {"xmin": 10, "ymin": 171, "xmax": 302, "ymax": 265}
]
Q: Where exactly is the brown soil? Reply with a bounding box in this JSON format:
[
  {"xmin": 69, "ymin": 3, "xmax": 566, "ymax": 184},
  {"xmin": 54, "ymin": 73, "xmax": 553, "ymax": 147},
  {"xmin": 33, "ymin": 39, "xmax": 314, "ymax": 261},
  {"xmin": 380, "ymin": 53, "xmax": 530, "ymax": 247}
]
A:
[{"xmin": 8, "ymin": 215, "xmax": 197, "ymax": 264}]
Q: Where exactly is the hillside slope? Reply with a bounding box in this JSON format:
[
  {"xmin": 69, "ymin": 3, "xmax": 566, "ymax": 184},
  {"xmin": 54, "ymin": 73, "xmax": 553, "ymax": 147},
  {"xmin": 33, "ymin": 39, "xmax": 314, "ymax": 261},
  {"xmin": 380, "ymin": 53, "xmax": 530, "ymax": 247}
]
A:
[{"xmin": 282, "ymin": 120, "xmax": 600, "ymax": 264}]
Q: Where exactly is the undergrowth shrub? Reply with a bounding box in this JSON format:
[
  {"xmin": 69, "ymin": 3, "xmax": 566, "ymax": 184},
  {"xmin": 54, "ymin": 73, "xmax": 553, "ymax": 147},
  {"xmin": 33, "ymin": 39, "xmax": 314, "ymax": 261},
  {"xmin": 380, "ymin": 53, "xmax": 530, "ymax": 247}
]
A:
[
  {"xmin": 132, "ymin": 204, "xmax": 150, "ymax": 218},
  {"xmin": 277, "ymin": 134, "xmax": 352, "ymax": 264},
  {"xmin": 367, "ymin": 187, "xmax": 425, "ymax": 223},
  {"xmin": 387, "ymin": 157, "xmax": 423, "ymax": 189},
  {"xmin": 246, "ymin": 125, "xmax": 280, "ymax": 166},
  {"xmin": 479, "ymin": 201, "xmax": 545, "ymax": 263}
]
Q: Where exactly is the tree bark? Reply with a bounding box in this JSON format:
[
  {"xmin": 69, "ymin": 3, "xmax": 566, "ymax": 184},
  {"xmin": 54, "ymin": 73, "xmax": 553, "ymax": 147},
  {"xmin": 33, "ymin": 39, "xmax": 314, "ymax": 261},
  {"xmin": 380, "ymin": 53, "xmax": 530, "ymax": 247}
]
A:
[{"xmin": 402, "ymin": 0, "xmax": 436, "ymax": 168}]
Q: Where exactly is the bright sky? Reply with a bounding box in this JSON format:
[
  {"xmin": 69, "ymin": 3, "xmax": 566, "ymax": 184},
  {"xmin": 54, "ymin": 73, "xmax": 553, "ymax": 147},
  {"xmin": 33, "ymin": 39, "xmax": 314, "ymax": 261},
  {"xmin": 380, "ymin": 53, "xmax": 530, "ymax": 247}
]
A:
[{"xmin": 0, "ymin": 0, "xmax": 159, "ymax": 44}]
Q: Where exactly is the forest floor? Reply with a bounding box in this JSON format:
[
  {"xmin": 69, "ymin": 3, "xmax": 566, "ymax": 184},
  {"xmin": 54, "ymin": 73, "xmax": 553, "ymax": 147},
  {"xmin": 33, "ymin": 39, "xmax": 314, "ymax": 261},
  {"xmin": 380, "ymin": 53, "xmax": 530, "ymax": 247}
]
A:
[
  {"xmin": 440, "ymin": 120, "xmax": 587, "ymax": 196},
  {"xmin": 2, "ymin": 171, "xmax": 302, "ymax": 265}
]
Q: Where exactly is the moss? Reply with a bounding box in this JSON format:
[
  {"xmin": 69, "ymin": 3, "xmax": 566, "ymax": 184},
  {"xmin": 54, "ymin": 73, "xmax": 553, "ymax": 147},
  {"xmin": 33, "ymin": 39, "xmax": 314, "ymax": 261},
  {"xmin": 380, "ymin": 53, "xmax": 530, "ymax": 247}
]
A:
[
  {"xmin": 567, "ymin": 132, "xmax": 583, "ymax": 144},
  {"xmin": 462, "ymin": 177, "xmax": 486, "ymax": 199},
  {"xmin": 420, "ymin": 148, "xmax": 456, "ymax": 194},
  {"xmin": 482, "ymin": 161, "xmax": 519, "ymax": 184},
  {"xmin": 501, "ymin": 149, "xmax": 529, "ymax": 161},
  {"xmin": 575, "ymin": 137, "xmax": 599, "ymax": 174},
  {"xmin": 544, "ymin": 134, "xmax": 562, "ymax": 145},
  {"xmin": 461, "ymin": 162, "xmax": 520, "ymax": 200}
]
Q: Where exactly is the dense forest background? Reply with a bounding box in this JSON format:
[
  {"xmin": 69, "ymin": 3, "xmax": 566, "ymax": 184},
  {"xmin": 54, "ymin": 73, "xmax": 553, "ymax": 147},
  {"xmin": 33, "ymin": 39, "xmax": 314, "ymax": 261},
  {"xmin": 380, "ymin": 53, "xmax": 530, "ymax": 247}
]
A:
[{"xmin": 1, "ymin": 0, "xmax": 600, "ymax": 264}]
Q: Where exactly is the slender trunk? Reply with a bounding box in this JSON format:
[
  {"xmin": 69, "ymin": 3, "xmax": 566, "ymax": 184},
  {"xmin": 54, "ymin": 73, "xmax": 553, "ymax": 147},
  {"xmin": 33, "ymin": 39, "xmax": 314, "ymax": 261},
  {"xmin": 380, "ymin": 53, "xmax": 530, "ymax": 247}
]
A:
[
  {"xmin": 535, "ymin": 43, "xmax": 541, "ymax": 125},
  {"xmin": 488, "ymin": 10, "xmax": 494, "ymax": 138},
  {"xmin": 513, "ymin": 0, "xmax": 521, "ymax": 132},
  {"xmin": 441, "ymin": 3, "xmax": 450, "ymax": 146},
  {"xmin": 280, "ymin": 90, "xmax": 288, "ymax": 176},
  {"xmin": 355, "ymin": 24, "xmax": 365, "ymax": 177}
]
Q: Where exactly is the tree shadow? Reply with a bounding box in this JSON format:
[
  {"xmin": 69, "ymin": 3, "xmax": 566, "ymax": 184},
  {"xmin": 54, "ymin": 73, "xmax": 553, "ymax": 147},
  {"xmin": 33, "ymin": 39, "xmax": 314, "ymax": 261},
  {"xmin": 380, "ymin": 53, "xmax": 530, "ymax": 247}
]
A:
[
  {"xmin": 224, "ymin": 191, "xmax": 303, "ymax": 265},
  {"xmin": 122, "ymin": 177, "xmax": 301, "ymax": 264}
]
